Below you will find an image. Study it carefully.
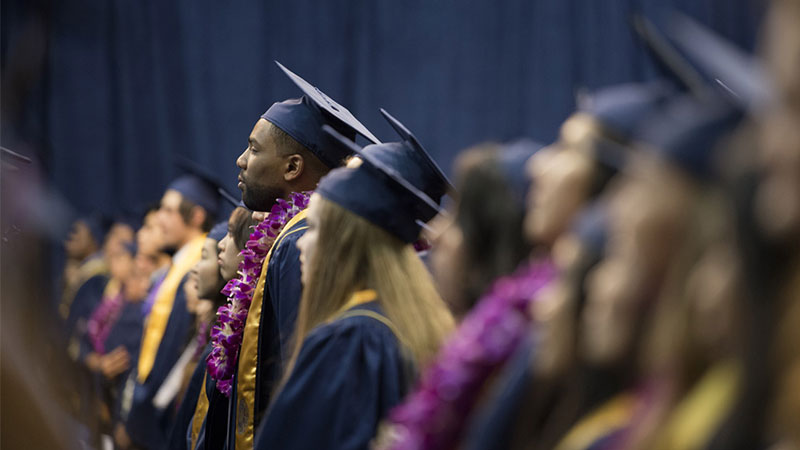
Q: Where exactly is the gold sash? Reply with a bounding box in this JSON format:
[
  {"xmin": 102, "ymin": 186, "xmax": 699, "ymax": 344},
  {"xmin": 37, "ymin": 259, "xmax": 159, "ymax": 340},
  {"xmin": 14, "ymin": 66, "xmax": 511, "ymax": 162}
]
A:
[
  {"xmin": 554, "ymin": 393, "xmax": 635, "ymax": 450},
  {"xmin": 137, "ymin": 235, "xmax": 205, "ymax": 383},
  {"xmin": 653, "ymin": 360, "xmax": 740, "ymax": 450},
  {"xmin": 190, "ymin": 372, "xmax": 211, "ymax": 450},
  {"xmin": 235, "ymin": 209, "xmax": 308, "ymax": 449}
]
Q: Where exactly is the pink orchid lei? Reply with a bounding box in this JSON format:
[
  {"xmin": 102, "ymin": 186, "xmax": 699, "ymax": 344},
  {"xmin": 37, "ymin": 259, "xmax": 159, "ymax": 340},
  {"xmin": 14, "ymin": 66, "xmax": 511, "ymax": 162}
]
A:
[
  {"xmin": 207, "ymin": 191, "xmax": 312, "ymax": 396},
  {"xmin": 379, "ymin": 259, "xmax": 556, "ymax": 450},
  {"xmin": 87, "ymin": 290, "xmax": 125, "ymax": 354}
]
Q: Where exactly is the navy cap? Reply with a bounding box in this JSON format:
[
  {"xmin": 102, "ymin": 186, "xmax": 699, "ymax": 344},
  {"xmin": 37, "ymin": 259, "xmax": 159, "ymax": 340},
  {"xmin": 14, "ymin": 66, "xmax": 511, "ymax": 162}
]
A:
[
  {"xmin": 262, "ymin": 62, "xmax": 379, "ymax": 169},
  {"xmin": 380, "ymin": 109, "xmax": 454, "ymax": 200},
  {"xmin": 168, "ymin": 157, "xmax": 224, "ymax": 220},
  {"xmin": 81, "ymin": 214, "xmax": 111, "ymax": 246},
  {"xmin": 579, "ymin": 81, "xmax": 676, "ymax": 141},
  {"xmin": 632, "ymin": 14, "xmax": 714, "ymax": 100},
  {"xmin": 319, "ymin": 126, "xmax": 442, "ymax": 243},
  {"xmin": 218, "ymin": 187, "xmax": 245, "ymax": 209},
  {"xmin": 496, "ymin": 139, "xmax": 543, "ymax": 208},
  {"xmin": 667, "ymin": 13, "xmax": 773, "ymax": 112},
  {"xmin": 208, "ymin": 220, "xmax": 228, "ymax": 242},
  {"xmin": 276, "ymin": 62, "xmax": 381, "ymax": 144},
  {"xmin": 637, "ymin": 95, "xmax": 743, "ymax": 179}
]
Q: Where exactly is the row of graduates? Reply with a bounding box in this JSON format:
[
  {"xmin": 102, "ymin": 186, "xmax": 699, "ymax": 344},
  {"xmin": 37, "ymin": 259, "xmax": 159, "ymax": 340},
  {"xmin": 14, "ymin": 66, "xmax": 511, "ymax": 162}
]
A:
[{"xmin": 58, "ymin": 6, "xmax": 800, "ymax": 450}]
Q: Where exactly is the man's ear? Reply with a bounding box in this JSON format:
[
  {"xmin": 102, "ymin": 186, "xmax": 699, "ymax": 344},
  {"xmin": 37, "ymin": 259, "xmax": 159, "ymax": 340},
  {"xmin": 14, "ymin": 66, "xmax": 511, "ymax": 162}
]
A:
[
  {"xmin": 190, "ymin": 206, "xmax": 207, "ymax": 230},
  {"xmin": 284, "ymin": 154, "xmax": 305, "ymax": 182}
]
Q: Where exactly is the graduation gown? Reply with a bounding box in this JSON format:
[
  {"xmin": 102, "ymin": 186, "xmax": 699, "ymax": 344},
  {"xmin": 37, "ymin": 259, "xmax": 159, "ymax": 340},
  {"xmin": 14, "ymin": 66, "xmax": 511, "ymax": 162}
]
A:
[
  {"xmin": 167, "ymin": 343, "xmax": 213, "ymax": 450},
  {"xmin": 464, "ymin": 337, "xmax": 536, "ymax": 450},
  {"xmin": 204, "ymin": 213, "xmax": 308, "ymax": 449},
  {"xmin": 122, "ymin": 237, "xmax": 203, "ymax": 450},
  {"xmin": 254, "ymin": 300, "xmax": 412, "ymax": 450},
  {"xmin": 62, "ymin": 253, "xmax": 109, "ymax": 355}
]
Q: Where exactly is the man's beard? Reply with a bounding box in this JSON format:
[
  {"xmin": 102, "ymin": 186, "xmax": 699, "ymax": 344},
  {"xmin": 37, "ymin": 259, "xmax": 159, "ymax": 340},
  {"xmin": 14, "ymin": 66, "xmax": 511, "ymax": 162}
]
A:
[{"xmin": 242, "ymin": 181, "xmax": 283, "ymax": 212}]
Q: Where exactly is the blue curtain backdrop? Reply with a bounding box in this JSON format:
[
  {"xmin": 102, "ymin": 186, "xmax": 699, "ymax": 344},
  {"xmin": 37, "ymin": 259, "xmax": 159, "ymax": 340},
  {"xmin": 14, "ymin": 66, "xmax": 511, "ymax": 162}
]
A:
[{"xmin": 2, "ymin": 0, "xmax": 764, "ymax": 218}]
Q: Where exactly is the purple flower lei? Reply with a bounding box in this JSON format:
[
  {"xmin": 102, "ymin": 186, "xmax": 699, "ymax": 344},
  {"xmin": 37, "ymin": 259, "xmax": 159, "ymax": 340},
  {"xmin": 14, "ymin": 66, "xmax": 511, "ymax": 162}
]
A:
[
  {"xmin": 206, "ymin": 191, "xmax": 312, "ymax": 396},
  {"xmin": 379, "ymin": 259, "xmax": 556, "ymax": 450}
]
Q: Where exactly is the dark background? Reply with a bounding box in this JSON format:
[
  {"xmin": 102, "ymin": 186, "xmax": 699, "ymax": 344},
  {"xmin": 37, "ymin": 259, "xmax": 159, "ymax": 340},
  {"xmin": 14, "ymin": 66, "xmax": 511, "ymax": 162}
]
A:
[{"xmin": 2, "ymin": 0, "xmax": 764, "ymax": 220}]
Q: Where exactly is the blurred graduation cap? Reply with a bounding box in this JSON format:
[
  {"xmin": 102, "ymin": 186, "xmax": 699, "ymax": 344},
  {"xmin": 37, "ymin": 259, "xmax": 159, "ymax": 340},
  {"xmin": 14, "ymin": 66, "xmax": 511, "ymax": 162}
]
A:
[
  {"xmin": 1, "ymin": 146, "xmax": 33, "ymax": 172},
  {"xmin": 320, "ymin": 125, "xmax": 442, "ymax": 243},
  {"xmin": 637, "ymin": 94, "xmax": 743, "ymax": 179},
  {"xmin": 261, "ymin": 62, "xmax": 380, "ymax": 168},
  {"xmin": 497, "ymin": 139, "xmax": 544, "ymax": 208},
  {"xmin": 632, "ymin": 14, "xmax": 715, "ymax": 101},
  {"xmin": 218, "ymin": 187, "xmax": 245, "ymax": 209},
  {"xmin": 569, "ymin": 81, "xmax": 676, "ymax": 171},
  {"xmin": 167, "ymin": 157, "xmax": 228, "ymax": 220},
  {"xmin": 665, "ymin": 12, "xmax": 773, "ymax": 113},
  {"xmin": 79, "ymin": 213, "xmax": 112, "ymax": 246},
  {"xmin": 208, "ymin": 220, "xmax": 228, "ymax": 242}
]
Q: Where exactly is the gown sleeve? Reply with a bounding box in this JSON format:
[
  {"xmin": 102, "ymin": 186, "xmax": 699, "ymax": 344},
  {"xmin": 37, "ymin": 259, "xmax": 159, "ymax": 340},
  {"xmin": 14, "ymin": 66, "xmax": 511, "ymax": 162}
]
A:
[{"xmin": 253, "ymin": 313, "xmax": 409, "ymax": 450}]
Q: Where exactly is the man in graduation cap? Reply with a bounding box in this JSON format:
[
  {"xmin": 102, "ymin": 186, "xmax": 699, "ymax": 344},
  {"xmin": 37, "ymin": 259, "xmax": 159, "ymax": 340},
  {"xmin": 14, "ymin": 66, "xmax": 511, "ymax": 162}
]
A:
[
  {"xmin": 117, "ymin": 170, "xmax": 221, "ymax": 450},
  {"xmin": 203, "ymin": 62, "xmax": 379, "ymax": 449}
]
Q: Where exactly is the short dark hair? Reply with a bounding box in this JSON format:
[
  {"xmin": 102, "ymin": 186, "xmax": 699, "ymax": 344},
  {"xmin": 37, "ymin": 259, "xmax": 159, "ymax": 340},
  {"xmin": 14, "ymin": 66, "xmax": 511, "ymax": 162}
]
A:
[
  {"xmin": 267, "ymin": 122, "xmax": 331, "ymax": 177},
  {"xmin": 178, "ymin": 197, "xmax": 214, "ymax": 232}
]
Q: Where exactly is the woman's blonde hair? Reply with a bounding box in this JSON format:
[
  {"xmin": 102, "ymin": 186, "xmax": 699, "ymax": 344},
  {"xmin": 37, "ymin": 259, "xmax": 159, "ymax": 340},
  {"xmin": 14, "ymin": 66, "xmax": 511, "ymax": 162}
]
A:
[{"xmin": 279, "ymin": 195, "xmax": 455, "ymax": 390}]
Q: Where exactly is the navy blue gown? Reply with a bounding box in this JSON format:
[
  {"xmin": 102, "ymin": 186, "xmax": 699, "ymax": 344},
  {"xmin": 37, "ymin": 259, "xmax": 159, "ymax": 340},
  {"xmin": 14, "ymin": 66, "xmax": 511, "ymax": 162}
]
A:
[
  {"xmin": 167, "ymin": 343, "xmax": 213, "ymax": 450},
  {"xmin": 463, "ymin": 336, "xmax": 535, "ymax": 450},
  {"xmin": 122, "ymin": 273, "xmax": 193, "ymax": 450},
  {"xmin": 253, "ymin": 301, "xmax": 412, "ymax": 450}
]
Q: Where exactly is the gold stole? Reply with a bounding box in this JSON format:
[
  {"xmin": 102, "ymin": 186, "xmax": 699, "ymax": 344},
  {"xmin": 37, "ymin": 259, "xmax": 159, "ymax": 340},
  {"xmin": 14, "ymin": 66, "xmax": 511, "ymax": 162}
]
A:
[
  {"xmin": 137, "ymin": 235, "xmax": 205, "ymax": 383},
  {"xmin": 235, "ymin": 210, "xmax": 308, "ymax": 449},
  {"xmin": 59, "ymin": 256, "xmax": 108, "ymax": 320},
  {"xmin": 190, "ymin": 372, "xmax": 211, "ymax": 449},
  {"xmin": 653, "ymin": 360, "xmax": 740, "ymax": 450},
  {"xmin": 554, "ymin": 393, "xmax": 636, "ymax": 450}
]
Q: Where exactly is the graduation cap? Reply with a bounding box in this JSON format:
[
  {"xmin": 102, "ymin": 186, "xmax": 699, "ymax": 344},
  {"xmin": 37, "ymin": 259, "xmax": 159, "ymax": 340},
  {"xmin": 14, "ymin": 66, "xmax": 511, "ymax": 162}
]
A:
[
  {"xmin": 666, "ymin": 13, "xmax": 773, "ymax": 113},
  {"xmin": 567, "ymin": 81, "xmax": 676, "ymax": 172},
  {"xmin": 261, "ymin": 62, "xmax": 380, "ymax": 169},
  {"xmin": 168, "ymin": 157, "xmax": 225, "ymax": 220},
  {"xmin": 319, "ymin": 125, "xmax": 442, "ymax": 243},
  {"xmin": 218, "ymin": 187, "xmax": 245, "ymax": 209},
  {"xmin": 361, "ymin": 108, "xmax": 454, "ymax": 221},
  {"xmin": 578, "ymin": 81, "xmax": 676, "ymax": 141},
  {"xmin": 208, "ymin": 220, "xmax": 228, "ymax": 242},
  {"xmin": 631, "ymin": 14, "xmax": 714, "ymax": 101},
  {"xmin": 1, "ymin": 146, "xmax": 33, "ymax": 172},
  {"xmin": 496, "ymin": 139, "xmax": 544, "ymax": 208},
  {"xmin": 636, "ymin": 94, "xmax": 743, "ymax": 179},
  {"xmin": 79, "ymin": 213, "xmax": 112, "ymax": 246}
]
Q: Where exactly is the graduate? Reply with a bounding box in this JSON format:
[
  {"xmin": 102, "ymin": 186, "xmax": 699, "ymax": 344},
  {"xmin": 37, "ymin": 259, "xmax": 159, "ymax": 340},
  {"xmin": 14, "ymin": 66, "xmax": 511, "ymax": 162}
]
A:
[
  {"xmin": 203, "ymin": 62, "xmax": 380, "ymax": 449},
  {"xmin": 83, "ymin": 240, "xmax": 150, "ymax": 436},
  {"xmin": 525, "ymin": 81, "xmax": 673, "ymax": 248},
  {"xmin": 136, "ymin": 204, "xmax": 172, "ymax": 289},
  {"xmin": 60, "ymin": 215, "xmax": 110, "ymax": 343},
  {"xmin": 117, "ymin": 171, "xmax": 221, "ymax": 450},
  {"xmin": 253, "ymin": 126, "xmax": 455, "ymax": 450},
  {"xmin": 170, "ymin": 206, "xmax": 254, "ymax": 450},
  {"xmin": 553, "ymin": 95, "xmax": 743, "ymax": 450},
  {"xmin": 427, "ymin": 140, "xmax": 541, "ymax": 319}
]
